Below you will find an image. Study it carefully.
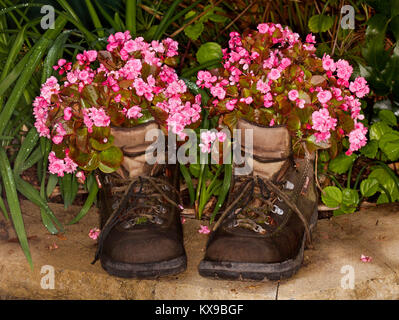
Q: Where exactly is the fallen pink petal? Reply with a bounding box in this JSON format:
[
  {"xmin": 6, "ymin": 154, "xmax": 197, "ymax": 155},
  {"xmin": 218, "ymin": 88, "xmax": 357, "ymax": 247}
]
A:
[
  {"xmin": 198, "ymin": 225, "xmax": 210, "ymax": 234},
  {"xmin": 89, "ymin": 228, "xmax": 101, "ymax": 240},
  {"xmin": 181, "ymin": 217, "xmax": 186, "ymax": 224},
  {"xmin": 360, "ymin": 254, "xmax": 372, "ymax": 262}
]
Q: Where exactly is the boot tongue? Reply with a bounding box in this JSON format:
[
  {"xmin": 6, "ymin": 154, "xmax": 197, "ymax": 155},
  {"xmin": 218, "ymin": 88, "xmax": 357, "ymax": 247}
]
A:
[
  {"xmin": 236, "ymin": 118, "xmax": 292, "ymax": 180},
  {"xmin": 111, "ymin": 121, "xmax": 160, "ymax": 179}
]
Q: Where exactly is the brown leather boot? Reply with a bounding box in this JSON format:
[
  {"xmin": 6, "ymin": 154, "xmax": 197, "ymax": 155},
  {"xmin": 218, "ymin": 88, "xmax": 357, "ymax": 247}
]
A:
[
  {"xmin": 92, "ymin": 121, "xmax": 187, "ymax": 279},
  {"xmin": 198, "ymin": 118, "xmax": 318, "ymax": 281}
]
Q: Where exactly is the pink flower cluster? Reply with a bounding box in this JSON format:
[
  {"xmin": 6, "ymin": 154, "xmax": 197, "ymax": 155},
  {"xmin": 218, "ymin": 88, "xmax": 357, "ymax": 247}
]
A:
[
  {"xmin": 101, "ymin": 32, "xmax": 200, "ymax": 137},
  {"xmin": 83, "ymin": 107, "xmax": 111, "ymax": 133},
  {"xmin": 48, "ymin": 151, "xmax": 78, "ymax": 177},
  {"xmin": 311, "ymin": 108, "xmax": 337, "ymax": 142},
  {"xmin": 33, "ymin": 76, "xmax": 60, "ymax": 138},
  {"xmin": 199, "ymin": 130, "xmax": 227, "ymax": 153},
  {"xmin": 197, "ymin": 23, "xmax": 370, "ymax": 156},
  {"xmin": 34, "ymin": 31, "xmax": 203, "ymax": 176}
]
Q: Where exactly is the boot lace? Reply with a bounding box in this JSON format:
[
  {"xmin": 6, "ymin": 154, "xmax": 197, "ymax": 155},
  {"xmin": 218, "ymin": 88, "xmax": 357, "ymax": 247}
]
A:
[
  {"xmin": 212, "ymin": 159, "xmax": 312, "ymax": 245},
  {"xmin": 92, "ymin": 175, "xmax": 181, "ymax": 264}
]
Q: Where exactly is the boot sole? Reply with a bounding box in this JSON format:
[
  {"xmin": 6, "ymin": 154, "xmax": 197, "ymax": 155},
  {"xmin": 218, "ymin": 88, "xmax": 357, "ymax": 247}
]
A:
[
  {"xmin": 198, "ymin": 206, "xmax": 318, "ymax": 281},
  {"xmin": 101, "ymin": 253, "xmax": 187, "ymax": 279}
]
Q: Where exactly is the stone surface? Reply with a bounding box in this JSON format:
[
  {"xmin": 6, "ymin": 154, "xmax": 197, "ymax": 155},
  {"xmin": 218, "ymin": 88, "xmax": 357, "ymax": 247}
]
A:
[{"xmin": 0, "ymin": 200, "xmax": 398, "ymax": 300}]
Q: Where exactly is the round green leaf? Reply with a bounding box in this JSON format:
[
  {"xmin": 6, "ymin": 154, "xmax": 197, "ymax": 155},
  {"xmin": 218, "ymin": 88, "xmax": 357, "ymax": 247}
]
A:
[
  {"xmin": 196, "ymin": 42, "xmax": 222, "ymax": 65},
  {"xmin": 342, "ymin": 188, "xmax": 359, "ymax": 208},
  {"xmin": 322, "ymin": 186, "xmax": 342, "ymax": 208},
  {"xmin": 369, "ymin": 121, "xmax": 392, "ymax": 141},
  {"xmin": 379, "ymin": 109, "xmax": 398, "ymax": 126},
  {"xmin": 379, "ymin": 132, "xmax": 399, "ymax": 161},
  {"xmin": 360, "ymin": 140, "xmax": 379, "ymax": 159},
  {"xmin": 328, "ymin": 153, "xmax": 357, "ymax": 174},
  {"xmin": 99, "ymin": 146, "xmax": 123, "ymax": 171},
  {"xmin": 184, "ymin": 22, "xmax": 204, "ymax": 40},
  {"xmin": 360, "ymin": 178, "xmax": 380, "ymax": 197}
]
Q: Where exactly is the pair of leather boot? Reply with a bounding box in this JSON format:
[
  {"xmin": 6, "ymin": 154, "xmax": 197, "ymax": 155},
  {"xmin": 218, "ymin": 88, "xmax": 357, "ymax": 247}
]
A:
[{"xmin": 92, "ymin": 119, "xmax": 318, "ymax": 281}]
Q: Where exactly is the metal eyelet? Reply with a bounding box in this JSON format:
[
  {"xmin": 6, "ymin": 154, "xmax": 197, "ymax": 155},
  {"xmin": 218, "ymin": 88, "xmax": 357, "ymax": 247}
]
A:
[
  {"xmin": 272, "ymin": 205, "xmax": 284, "ymax": 216},
  {"xmin": 285, "ymin": 181, "xmax": 295, "ymax": 190},
  {"xmin": 253, "ymin": 225, "xmax": 266, "ymax": 234}
]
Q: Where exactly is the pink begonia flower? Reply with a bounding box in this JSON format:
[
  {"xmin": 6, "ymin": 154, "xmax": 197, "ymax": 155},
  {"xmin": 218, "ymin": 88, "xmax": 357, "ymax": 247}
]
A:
[
  {"xmin": 256, "ymin": 79, "xmax": 270, "ymax": 94},
  {"xmin": 64, "ymin": 155, "xmax": 78, "ymax": 174},
  {"xmin": 89, "ymin": 228, "xmax": 100, "ymax": 240},
  {"xmin": 76, "ymin": 171, "xmax": 86, "ymax": 184},
  {"xmin": 268, "ymin": 68, "xmax": 281, "ymax": 81},
  {"xmin": 346, "ymin": 122, "xmax": 368, "ymax": 155},
  {"xmin": 349, "ymin": 77, "xmax": 370, "ymax": 98},
  {"xmin": 306, "ymin": 33, "xmax": 316, "ymax": 43},
  {"xmin": 269, "ymin": 119, "xmax": 275, "ymax": 126},
  {"xmin": 257, "ymin": 23, "xmax": 269, "ymax": 34},
  {"xmin": 317, "ymin": 90, "xmax": 332, "ymax": 104},
  {"xmin": 311, "ymin": 108, "xmax": 337, "ymax": 142},
  {"xmin": 52, "ymin": 135, "xmax": 63, "ymax": 145},
  {"xmin": 87, "ymin": 107, "xmax": 110, "ymax": 128},
  {"xmin": 210, "ymin": 86, "xmax": 226, "ymax": 100},
  {"xmin": 201, "ymin": 131, "xmax": 217, "ymax": 145},
  {"xmin": 322, "ymin": 54, "xmax": 336, "ymax": 72},
  {"xmin": 241, "ymin": 96, "xmax": 253, "ymax": 104},
  {"xmin": 181, "ymin": 217, "xmax": 186, "ymax": 224},
  {"xmin": 226, "ymin": 99, "xmax": 237, "ymax": 111},
  {"xmin": 216, "ymin": 132, "xmax": 227, "ymax": 142},
  {"xmin": 360, "ymin": 254, "xmax": 372, "ymax": 263},
  {"xmin": 335, "ymin": 59, "xmax": 353, "ymax": 81},
  {"xmin": 48, "ymin": 152, "xmax": 65, "ymax": 177},
  {"xmin": 296, "ymin": 98, "xmax": 306, "ymax": 109},
  {"xmin": 288, "ymin": 89, "xmax": 299, "ymax": 101},
  {"xmin": 198, "ymin": 225, "xmax": 210, "ymax": 234},
  {"xmin": 199, "ymin": 143, "xmax": 211, "ymax": 153},
  {"xmin": 125, "ymin": 106, "xmax": 143, "ymax": 119},
  {"xmin": 63, "ymin": 107, "xmax": 72, "ymax": 121}
]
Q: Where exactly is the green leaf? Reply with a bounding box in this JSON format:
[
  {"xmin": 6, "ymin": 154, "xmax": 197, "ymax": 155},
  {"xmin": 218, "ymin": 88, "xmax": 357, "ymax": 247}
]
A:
[
  {"xmin": 377, "ymin": 193, "xmax": 389, "ymax": 204},
  {"xmin": 189, "ymin": 163, "xmax": 201, "ymax": 178},
  {"xmin": 99, "ymin": 146, "xmax": 123, "ymax": 172},
  {"xmin": 360, "ymin": 140, "xmax": 379, "ymax": 159},
  {"xmin": 0, "ymin": 148, "xmax": 32, "ymax": 268},
  {"xmin": 321, "ymin": 186, "xmax": 342, "ymax": 208},
  {"xmin": 196, "ymin": 42, "xmax": 222, "ymax": 65},
  {"xmin": 328, "ymin": 153, "xmax": 357, "ymax": 174},
  {"xmin": 379, "ymin": 132, "xmax": 399, "ymax": 161},
  {"xmin": 46, "ymin": 174, "xmax": 59, "ymax": 198},
  {"xmin": 341, "ymin": 188, "xmax": 359, "ymax": 211},
  {"xmin": 184, "ymin": 22, "xmax": 204, "ymax": 40},
  {"xmin": 369, "ymin": 166, "xmax": 399, "ymax": 201},
  {"xmin": 14, "ymin": 175, "xmax": 63, "ymax": 233},
  {"xmin": 363, "ymin": 13, "xmax": 390, "ymax": 71},
  {"xmin": 360, "ymin": 178, "xmax": 380, "ymax": 197},
  {"xmin": 379, "ymin": 109, "xmax": 398, "ymax": 126},
  {"xmin": 13, "ymin": 128, "xmax": 39, "ymax": 174},
  {"xmin": 68, "ymin": 181, "xmax": 99, "ymax": 225},
  {"xmin": 308, "ymin": 14, "xmax": 334, "ymax": 33},
  {"xmin": 369, "ymin": 121, "xmax": 392, "ymax": 141},
  {"xmin": 211, "ymin": 163, "xmax": 232, "ymax": 223},
  {"xmin": 89, "ymin": 135, "xmax": 114, "ymax": 151}
]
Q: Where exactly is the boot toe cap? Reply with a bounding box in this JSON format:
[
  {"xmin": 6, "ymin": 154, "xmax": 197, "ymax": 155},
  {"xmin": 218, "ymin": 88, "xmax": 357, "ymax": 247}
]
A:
[{"xmin": 102, "ymin": 228, "xmax": 184, "ymax": 264}]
